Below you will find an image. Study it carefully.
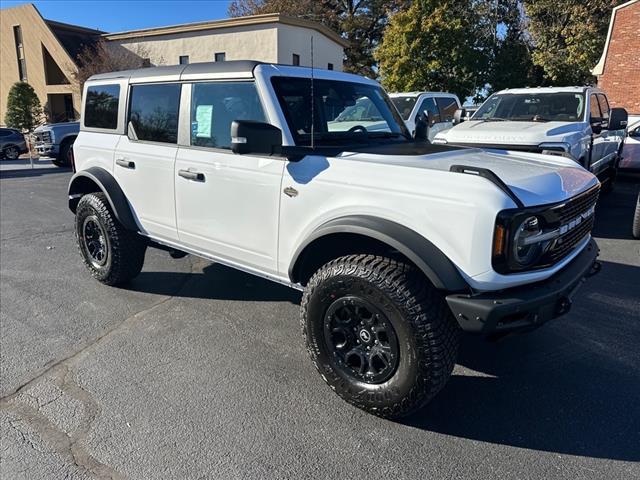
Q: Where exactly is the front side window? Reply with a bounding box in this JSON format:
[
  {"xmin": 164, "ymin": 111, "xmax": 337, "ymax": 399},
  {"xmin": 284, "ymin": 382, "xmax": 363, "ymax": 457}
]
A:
[
  {"xmin": 597, "ymin": 94, "xmax": 610, "ymax": 120},
  {"xmin": 418, "ymin": 97, "xmax": 441, "ymax": 124},
  {"xmin": 128, "ymin": 83, "xmax": 181, "ymax": 143},
  {"xmin": 589, "ymin": 94, "xmax": 601, "ymax": 119},
  {"xmin": 474, "ymin": 92, "xmax": 585, "ymax": 122},
  {"xmin": 190, "ymin": 82, "xmax": 265, "ymax": 149},
  {"xmin": 85, "ymin": 84, "xmax": 120, "ymax": 129},
  {"xmin": 272, "ymin": 77, "xmax": 408, "ymax": 146},
  {"xmin": 436, "ymin": 97, "xmax": 458, "ymax": 122}
]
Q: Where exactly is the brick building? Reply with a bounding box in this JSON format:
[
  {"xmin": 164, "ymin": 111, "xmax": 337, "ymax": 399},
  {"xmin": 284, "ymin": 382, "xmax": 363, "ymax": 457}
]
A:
[{"xmin": 592, "ymin": 0, "xmax": 640, "ymax": 117}]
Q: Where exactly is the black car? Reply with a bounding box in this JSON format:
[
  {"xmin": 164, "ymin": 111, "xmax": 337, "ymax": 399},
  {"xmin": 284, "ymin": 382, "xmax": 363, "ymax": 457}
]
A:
[{"xmin": 0, "ymin": 128, "xmax": 29, "ymax": 160}]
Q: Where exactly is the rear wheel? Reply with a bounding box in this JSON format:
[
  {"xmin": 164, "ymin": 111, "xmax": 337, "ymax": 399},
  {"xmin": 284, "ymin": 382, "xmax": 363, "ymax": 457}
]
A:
[
  {"xmin": 75, "ymin": 192, "xmax": 146, "ymax": 285},
  {"xmin": 3, "ymin": 145, "xmax": 20, "ymax": 160},
  {"xmin": 301, "ymin": 254, "xmax": 460, "ymax": 419}
]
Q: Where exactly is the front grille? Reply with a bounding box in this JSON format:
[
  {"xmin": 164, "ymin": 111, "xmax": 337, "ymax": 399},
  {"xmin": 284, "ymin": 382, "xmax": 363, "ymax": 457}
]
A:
[
  {"xmin": 34, "ymin": 131, "xmax": 51, "ymax": 143},
  {"xmin": 546, "ymin": 185, "xmax": 600, "ymax": 263}
]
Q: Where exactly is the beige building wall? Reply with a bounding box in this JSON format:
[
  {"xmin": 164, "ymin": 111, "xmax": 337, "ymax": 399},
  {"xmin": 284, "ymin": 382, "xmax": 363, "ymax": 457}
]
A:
[
  {"xmin": 0, "ymin": 4, "xmax": 81, "ymax": 126},
  {"xmin": 277, "ymin": 24, "xmax": 344, "ymax": 71},
  {"xmin": 109, "ymin": 24, "xmax": 280, "ymax": 66}
]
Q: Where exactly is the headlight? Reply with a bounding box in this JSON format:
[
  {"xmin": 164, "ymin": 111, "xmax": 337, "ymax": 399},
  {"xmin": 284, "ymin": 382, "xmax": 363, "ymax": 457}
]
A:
[{"xmin": 512, "ymin": 216, "xmax": 543, "ymax": 266}]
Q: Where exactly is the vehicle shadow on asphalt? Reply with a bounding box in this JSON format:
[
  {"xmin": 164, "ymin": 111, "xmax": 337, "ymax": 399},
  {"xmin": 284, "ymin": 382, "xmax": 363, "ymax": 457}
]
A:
[
  {"xmin": 592, "ymin": 177, "xmax": 639, "ymax": 240},
  {"xmin": 129, "ymin": 262, "xmax": 302, "ymax": 303},
  {"xmin": 403, "ymin": 258, "xmax": 640, "ymax": 462}
]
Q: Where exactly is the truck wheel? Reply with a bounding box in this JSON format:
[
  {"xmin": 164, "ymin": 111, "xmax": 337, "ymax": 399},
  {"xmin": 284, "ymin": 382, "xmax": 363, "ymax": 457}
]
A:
[
  {"xmin": 75, "ymin": 192, "xmax": 146, "ymax": 285},
  {"xmin": 301, "ymin": 254, "xmax": 460, "ymax": 419},
  {"xmin": 54, "ymin": 139, "xmax": 73, "ymax": 167},
  {"xmin": 633, "ymin": 193, "xmax": 640, "ymax": 239}
]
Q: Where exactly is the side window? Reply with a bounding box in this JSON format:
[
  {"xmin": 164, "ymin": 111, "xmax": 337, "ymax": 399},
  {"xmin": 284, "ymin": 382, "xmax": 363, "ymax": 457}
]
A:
[
  {"xmin": 418, "ymin": 97, "xmax": 441, "ymax": 124},
  {"xmin": 128, "ymin": 83, "xmax": 181, "ymax": 143},
  {"xmin": 435, "ymin": 97, "xmax": 458, "ymax": 122},
  {"xmin": 85, "ymin": 84, "xmax": 120, "ymax": 129},
  {"xmin": 589, "ymin": 94, "xmax": 601, "ymax": 119},
  {"xmin": 597, "ymin": 94, "xmax": 610, "ymax": 120},
  {"xmin": 190, "ymin": 82, "xmax": 266, "ymax": 149}
]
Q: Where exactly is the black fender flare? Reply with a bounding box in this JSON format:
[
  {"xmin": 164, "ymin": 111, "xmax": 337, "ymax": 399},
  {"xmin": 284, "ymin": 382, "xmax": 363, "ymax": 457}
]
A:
[
  {"xmin": 289, "ymin": 215, "xmax": 468, "ymax": 291},
  {"xmin": 68, "ymin": 167, "xmax": 138, "ymax": 231}
]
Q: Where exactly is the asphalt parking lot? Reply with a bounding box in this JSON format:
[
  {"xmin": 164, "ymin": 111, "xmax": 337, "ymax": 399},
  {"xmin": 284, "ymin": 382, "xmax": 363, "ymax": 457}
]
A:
[{"xmin": 1, "ymin": 162, "xmax": 639, "ymax": 479}]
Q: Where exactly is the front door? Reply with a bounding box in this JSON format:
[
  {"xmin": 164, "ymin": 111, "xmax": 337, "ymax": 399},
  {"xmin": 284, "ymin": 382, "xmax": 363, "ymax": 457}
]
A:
[
  {"xmin": 175, "ymin": 81, "xmax": 284, "ymax": 275},
  {"xmin": 588, "ymin": 93, "xmax": 607, "ymax": 174},
  {"xmin": 114, "ymin": 83, "xmax": 182, "ymax": 241}
]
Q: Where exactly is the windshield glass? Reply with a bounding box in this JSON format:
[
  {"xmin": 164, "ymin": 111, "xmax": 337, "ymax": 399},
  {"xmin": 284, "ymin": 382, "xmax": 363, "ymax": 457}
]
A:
[
  {"xmin": 271, "ymin": 77, "xmax": 409, "ymax": 146},
  {"xmin": 473, "ymin": 92, "xmax": 585, "ymax": 122},
  {"xmin": 390, "ymin": 96, "xmax": 418, "ymax": 120}
]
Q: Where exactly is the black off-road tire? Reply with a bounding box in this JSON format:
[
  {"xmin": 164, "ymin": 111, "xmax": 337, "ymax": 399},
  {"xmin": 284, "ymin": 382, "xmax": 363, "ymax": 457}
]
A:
[
  {"xmin": 301, "ymin": 254, "xmax": 460, "ymax": 419},
  {"xmin": 75, "ymin": 192, "xmax": 146, "ymax": 285},
  {"xmin": 633, "ymin": 193, "xmax": 640, "ymax": 239}
]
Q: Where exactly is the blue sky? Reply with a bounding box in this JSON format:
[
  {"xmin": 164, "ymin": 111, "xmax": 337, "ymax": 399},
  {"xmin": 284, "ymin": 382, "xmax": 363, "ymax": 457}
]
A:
[{"xmin": 1, "ymin": 0, "xmax": 233, "ymax": 32}]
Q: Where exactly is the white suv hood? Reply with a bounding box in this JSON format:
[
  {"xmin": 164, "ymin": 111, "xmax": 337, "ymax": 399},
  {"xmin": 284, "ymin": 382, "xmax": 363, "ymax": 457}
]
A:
[
  {"xmin": 338, "ymin": 147, "xmax": 598, "ymax": 207},
  {"xmin": 436, "ymin": 120, "xmax": 582, "ymax": 145}
]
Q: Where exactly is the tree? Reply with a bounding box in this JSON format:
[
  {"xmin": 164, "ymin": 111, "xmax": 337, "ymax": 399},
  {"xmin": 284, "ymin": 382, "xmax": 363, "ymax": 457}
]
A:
[
  {"xmin": 4, "ymin": 82, "xmax": 44, "ymax": 131},
  {"xmin": 524, "ymin": 0, "xmax": 625, "ymax": 86},
  {"xmin": 228, "ymin": 0, "xmax": 407, "ymax": 77},
  {"xmin": 374, "ymin": 0, "xmax": 491, "ymax": 100},
  {"xmin": 74, "ymin": 40, "xmax": 153, "ymax": 92}
]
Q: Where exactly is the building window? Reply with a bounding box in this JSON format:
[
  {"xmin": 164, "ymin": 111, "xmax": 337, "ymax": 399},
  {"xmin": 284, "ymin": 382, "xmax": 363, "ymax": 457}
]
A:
[
  {"xmin": 85, "ymin": 84, "xmax": 120, "ymax": 129},
  {"xmin": 327, "ymin": 63, "xmax": 334, "ymax": 71},
  {"xmin": 292, "ymin": 54, "xmax": 300, "ymax": 66},
  {"xmin": 179, "ymin": 55, "xmax": 189, "ymax": 65},
  {"xmin": 129, "ymin": 83, "xmax": 181, "ymax": 143},
  {"xmin": 13, "ymin": 25, "xmax": 27, "ymax": 81},
  {"xmin": 214, "ymin": 52, "xmax": 226, "ymax": 62}
]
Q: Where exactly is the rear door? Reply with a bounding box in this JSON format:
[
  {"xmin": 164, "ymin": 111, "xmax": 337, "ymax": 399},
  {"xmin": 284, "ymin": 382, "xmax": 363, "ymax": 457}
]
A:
[{"xmin": 114, "ymin": 83, "xmax": 181, "ymax": 242}]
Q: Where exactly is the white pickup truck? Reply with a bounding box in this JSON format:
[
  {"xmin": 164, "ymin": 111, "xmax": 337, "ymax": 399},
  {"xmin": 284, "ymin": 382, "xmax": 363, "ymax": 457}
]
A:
[
  {"xmin": 390, "ymin": 92, "xmax": 461, "ymax": 142},
  {"xmin": 69, "ymin": 62, "xmax": 602, "ymax": 419},
  {"xmin": 434, "ymin": 87, "xmax": 628, "ymax": 192}
]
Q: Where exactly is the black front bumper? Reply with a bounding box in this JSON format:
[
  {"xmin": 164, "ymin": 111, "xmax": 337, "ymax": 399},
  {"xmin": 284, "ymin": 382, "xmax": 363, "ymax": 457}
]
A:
[{"xmin": 446, "ymin": 238, "xmax": 600, "ymax": 334}]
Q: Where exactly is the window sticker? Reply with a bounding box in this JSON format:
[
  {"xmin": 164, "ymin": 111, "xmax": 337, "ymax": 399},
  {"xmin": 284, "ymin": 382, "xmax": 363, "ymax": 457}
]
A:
[{"xmin": 195, "ymin": 105, "xmax": 213, "ymax": 138}]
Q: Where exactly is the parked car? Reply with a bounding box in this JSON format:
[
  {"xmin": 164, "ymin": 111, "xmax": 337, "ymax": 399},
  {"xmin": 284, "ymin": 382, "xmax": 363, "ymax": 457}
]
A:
[
  {"xmin": 389, "ymin": 92, "xmax": 461, "ymax": 141},
  {"xmin": 434, "ymin": 87, "xmax": 628, "ymax": 192},
  {"xmin": 33, "ymin": 121, "xmax": 79, "ymax": 166},
  {"xmin": 620, "ymin": 119, "xmax": 640, "ymax": 171},
  {"xmin": 0, "ymin": 128, "xmax": 28, "ymax": 160},
  {"xmin": 69, "ymin": 61, "xmax": 601, "ymax": 419}
]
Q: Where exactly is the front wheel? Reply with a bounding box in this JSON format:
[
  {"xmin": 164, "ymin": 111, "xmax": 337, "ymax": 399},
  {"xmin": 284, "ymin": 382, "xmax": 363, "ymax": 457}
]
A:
[
  {"xmin": 3, "ymin": 145, "xmax": 20, "ymax": 160},
  {"xmin": 75, "ymin": 192, "xmax": 146, "ymax": 285},
  {"xmin": 301, "ymin": 254, "xmax": 460, "ymax": 419}
]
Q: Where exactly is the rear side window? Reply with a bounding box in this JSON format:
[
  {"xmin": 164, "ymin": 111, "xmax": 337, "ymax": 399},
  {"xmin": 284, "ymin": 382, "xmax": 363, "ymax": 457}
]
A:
[
  {"xmin": 85, "ymin": 84, "xmax": 120, "ymax": 129},
  {"xmin": 129, "ymin": 83, "xmax": 181, "ymax": 143},
  {"xmin": 436, "ymin": 97, "xmax": 458, "ymax": 122},
  {"xmin": 190, "ymin": 82, "xmax": 265, "ymax": 149}
]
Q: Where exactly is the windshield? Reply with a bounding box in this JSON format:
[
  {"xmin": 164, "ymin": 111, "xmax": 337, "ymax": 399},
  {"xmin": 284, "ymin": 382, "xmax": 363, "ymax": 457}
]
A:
[
  {"xmin": 473, "ymin": 92, "xmax": 585, "ymax": 122},
  {"xmin": 271, "ymin": 77, "xmax": 409, "ymax": 146},
  {"xmin": 390, "ymin": 96, "xmax": 418, "ymax": 120}
]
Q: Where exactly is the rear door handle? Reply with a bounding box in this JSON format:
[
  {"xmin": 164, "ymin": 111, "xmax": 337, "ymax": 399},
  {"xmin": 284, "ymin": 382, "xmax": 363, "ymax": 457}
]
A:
[
  {"xmin": 116, "ymin": 158, "xmax": 135, "ymax": 169},
  {"xmin": 178, "ymin": 169, "xmax": 205, "ymax": 182}
]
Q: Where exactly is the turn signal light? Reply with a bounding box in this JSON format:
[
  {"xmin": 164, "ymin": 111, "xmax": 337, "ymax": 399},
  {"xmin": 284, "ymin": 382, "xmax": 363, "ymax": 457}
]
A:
[{"xmin": 493, "ymin": 224, "xmax": 506, "ymax": 257}]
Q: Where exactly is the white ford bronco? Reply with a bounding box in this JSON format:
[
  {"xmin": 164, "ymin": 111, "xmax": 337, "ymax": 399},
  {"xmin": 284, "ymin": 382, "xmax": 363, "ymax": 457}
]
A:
[
  {"xmin": 69, "ymin": 62, "xmax": 602, "ymax": 419},
  {"xmin": 434, "ymin": 87, "xmax": 628, "ymax": 192}
]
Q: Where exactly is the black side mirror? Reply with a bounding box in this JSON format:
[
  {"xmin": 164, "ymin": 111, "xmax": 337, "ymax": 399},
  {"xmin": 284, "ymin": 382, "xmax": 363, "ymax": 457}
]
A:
[
  {"xmin": 231, "ymin": 120, "xmax": 282, "ymax": 155},
  {"xmin": 453, "ymin": 108, "xmax": 467, "ymax": 125},
  {"xmin": 414, "ymin": 112, "xmax": 429, "ymax": 141},
  {"xmin": 608, "ymin": 107, "xmax": 628, "ymax": 131}
]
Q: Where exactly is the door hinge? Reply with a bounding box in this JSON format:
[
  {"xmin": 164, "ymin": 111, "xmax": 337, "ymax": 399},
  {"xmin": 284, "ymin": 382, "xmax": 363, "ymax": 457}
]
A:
[{"xmin": 283, "ymin": 186, "xmax": 298, "ymax": 198}]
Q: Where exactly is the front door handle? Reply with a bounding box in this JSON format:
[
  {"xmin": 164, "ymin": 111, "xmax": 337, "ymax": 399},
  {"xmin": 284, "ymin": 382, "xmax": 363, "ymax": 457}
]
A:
[
  {"xmin": 116, "ymin": 158, "xmax": 135, "ymax": 169},
  {"xmin": 178, "ymin": 169, "xmax": 205, "ymax": 182}
]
